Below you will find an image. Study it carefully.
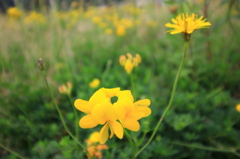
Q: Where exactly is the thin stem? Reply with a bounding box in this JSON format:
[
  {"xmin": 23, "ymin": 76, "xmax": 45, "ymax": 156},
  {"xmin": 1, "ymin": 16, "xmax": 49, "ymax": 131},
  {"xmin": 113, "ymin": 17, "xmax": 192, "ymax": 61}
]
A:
[
  {"xmin": 135, "ymin": 42, "xmax": 189, "ymax": 158},
  {"xmin": 130, "ymin": 72, "xmax": 135, "ymax": 96},
  {"xmin": 67, "ymin": 94, "xmax": 79, "ymax": 140},
  {"xmin": 171, "ymin": 141, "xmax": 240, "ymax": 157},
  {"xmin": 41, "ymin": 73, "xmax": 86, "ymax": 152},
  {"xmin": 124, "ymin": 129, "xmax": 136, "ymax": 159},
  {"xmin": 0, "ymin": 143, "xmax": 27, "ymax": 159}
]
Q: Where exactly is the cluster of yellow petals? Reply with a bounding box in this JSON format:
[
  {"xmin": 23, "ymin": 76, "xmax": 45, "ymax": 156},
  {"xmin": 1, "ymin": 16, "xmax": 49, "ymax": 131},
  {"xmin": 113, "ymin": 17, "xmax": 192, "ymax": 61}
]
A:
[
  {"xmin": 74, "ymin": 87, "xmax": 151, "ymax": 144},
  {"xmin": 119, "ymin": 53, "xmax": 141, "ymax": 74},
  {"xmin": 165, "ymin": 13, "xmax": 211, "ymax": 34},
  {"xmin": 58, "ymin": 82, "xmax": 72, "ymax": 95},
  {"xmin": 86, "ymin": 132, "xmax": 108, "ymax": 159}
]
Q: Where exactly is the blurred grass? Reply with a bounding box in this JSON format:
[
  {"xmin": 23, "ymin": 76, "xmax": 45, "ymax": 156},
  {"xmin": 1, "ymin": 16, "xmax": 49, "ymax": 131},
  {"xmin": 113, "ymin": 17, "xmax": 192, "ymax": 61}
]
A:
[{"xmin": 0, "ymin": 0, "xmax": 240, "ymax": 158}]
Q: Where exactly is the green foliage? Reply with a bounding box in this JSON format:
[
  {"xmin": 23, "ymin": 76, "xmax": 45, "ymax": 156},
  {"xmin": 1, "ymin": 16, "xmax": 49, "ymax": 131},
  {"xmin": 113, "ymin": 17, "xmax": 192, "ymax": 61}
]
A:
[{"xmin": 1, "ymin": 0, "xmax": 240, "ymax": 159}]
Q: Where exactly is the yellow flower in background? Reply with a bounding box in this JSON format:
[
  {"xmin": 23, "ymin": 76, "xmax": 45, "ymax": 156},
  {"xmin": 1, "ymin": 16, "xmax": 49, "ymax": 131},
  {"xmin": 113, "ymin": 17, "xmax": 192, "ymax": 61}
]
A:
[
  {"xmin": 7, "ymin": 7, "xmax": 22, "ymax": 19},
  {"xmin": 71, "ymin": 1, "xmax": 79, "ymax": 9},
  {"xmin": 58, "ymin": 82, "xmax": 72, "ymax": 95},
  {"xmin": 116, "ymin": 25, "xmax": 126, "ymax": 36},
  {"xmin": 236, "ymin": 104, "xmax": 240, "ymax": 112},
  {"xmin": 104, "ymin": 28, "xmax": 113, "ymax": 35},
  {"xmin": 92, "ymin": 16, "xmax": 102, "ymax": 24},
  {"xmin": 86, "ymin": 131, "xmax": 108, "ymax": 159},
  {"xmin": 165, "ymin": 13, "xmax": 211, "ymax": 34},
  {"xmin": 74, "ymin": 87, "xmax": 151, "ymax": 144},
  {"xmin": 89, "ymin": 78, "xmax": 100, "ymax": 88},
  {"xmin": 119, "ymin": 53, "xmax": 141, "ymax": 74},
  {"xmin": 24, "ymin": 11, "xmax": 45, "ymax": 25}
]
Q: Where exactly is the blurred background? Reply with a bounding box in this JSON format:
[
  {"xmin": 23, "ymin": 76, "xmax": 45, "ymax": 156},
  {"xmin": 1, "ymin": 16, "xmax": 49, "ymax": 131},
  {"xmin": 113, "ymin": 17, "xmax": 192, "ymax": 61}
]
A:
[{"xmin": 0, "ymin": 0, "xmax": 240, "ymax": 158}]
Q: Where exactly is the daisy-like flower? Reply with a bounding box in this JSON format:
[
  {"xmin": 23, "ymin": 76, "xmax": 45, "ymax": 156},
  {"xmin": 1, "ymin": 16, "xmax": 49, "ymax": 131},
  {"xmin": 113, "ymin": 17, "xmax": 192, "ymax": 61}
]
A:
[
  {"xmin": 74, "ymin": 87, "xmax": 151, "ymax": 144},
  {"xmin": 165, "ymin": 13, "xmax": 211, "ymax": 41}
]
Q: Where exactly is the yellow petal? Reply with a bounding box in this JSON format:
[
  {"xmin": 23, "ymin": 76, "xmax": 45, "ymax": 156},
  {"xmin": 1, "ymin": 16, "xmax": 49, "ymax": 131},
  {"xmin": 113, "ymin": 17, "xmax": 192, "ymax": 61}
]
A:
[
  {"xmin": 88, "ymin": 89, "xmax": 107, "ymax": 111},
  {"xmin": 135, "ymin": 106, "xmax": 151, "ymax": 117},
  {"xmin": 128, "ymin": 112, "xmax": 145, "ymax": 120},
  {"xmin": 101, "ymin": 87, "xmax": 120, "ymax": 98},
  {"xmin": 92, "ymin": 103, "xmax": 107, "ymax": 124},
  {"xmin": 110, "ymin": 121, "xmax": 123, "ymax": 139},
  {"xmin": 74, "ymin": 99, "xmax": 90, "ymax": 114},
  {"xmin": 117, "ymin": 90, "xmax": 134, "ymax": 102},
  {"xmin": 125, "ymin": 59, "xmax": 133, "ymax": 74},
  {"xmin": 89, "ymin": 131, "xmax": 100, "ymax": 142},
  {"xmin": 113, "ymin": 102, "xmax": 126, "ymax": 120},
  {"xmin": 79, "ymin": 115, "xmax": 98, "ymax": 128},
  {"xmin": 122, "ymin": 118, "xmax": 140, "ymax": 131},
  {"xmin": 103, "ymin": 102, "xmax": 117, "ymax": 121},
  {"xmin": 134, "ymin": 99, "xmax": 151, "ymax": 107},
  {"xmin": 99, "ymin": 123, "xmax": 109, "ymax": 144}
]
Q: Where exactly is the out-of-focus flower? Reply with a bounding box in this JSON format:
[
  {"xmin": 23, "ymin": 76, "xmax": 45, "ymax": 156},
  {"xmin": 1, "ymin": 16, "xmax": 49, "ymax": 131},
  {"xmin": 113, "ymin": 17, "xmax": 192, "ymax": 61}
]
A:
[
  {"xmin": 24, "ymin": 11, "xmax": 45, "ymax": 25},
  {"xmin": 104, "ymin": 28, "xmax": 113, "ymax": 35},
  {"xmin": 119, "ymin": 53, "xmax": 141, "ymax": 74},
  {"xmin": 7, "ymin": 7, "xmax": 22, "ymax": 19},
  {"xmin": 86, "ymin": 131, "xmax": 108, "ymax": 159},
  {"xmin": 116, "ymin": 25, "xmax": 126, "ymax": 36},
  {"xmin": 165, "ymin": 13, "xmax": 211, "ymax": 41},
  {"xmin": 146, "ymin": 20, "xmax": 157, "ymax": 27},
  {"xmin": 58, "ymin": 82, "xmax": 72, "ymax": 95},
  {"xmin": 89, "ymin": 78, "xmax": 100, "ymax": 88},
  {"xmin": 74, "ymin": 87, "xmax": 151, "ymax": 144},
  {"xmin": 71, "ymin": 1, "xmax": 79, "ymax": 9},
  {"xmin": 236, "ymin": 104, "xmax": 240, "ymax": 112},
  {"xmin": 92, "ymin": 16, "xmax": 102, "ymax": 24}
]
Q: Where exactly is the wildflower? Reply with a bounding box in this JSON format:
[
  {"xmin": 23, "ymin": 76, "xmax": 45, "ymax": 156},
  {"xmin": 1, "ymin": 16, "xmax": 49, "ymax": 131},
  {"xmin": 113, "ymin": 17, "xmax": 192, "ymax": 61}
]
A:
[
  {"xmin": 58, "ymin": 82, "xmax": 72, "ymax": 95},
  {"xmin": 89, "ymin": 78, "xmax": 100, "ymax": 88},
  {"xmin": 236, "ymin": 104, "xmax": 240, "ymax": 112},
  {"xmin": 165, "ymin": 13, "xmax": 211, "ymax": 41},
  {"xmin": 119, "ymin": 53, "xmax": 141, "ymax": 74},
  {"xmin": 116, "ymin": 25, "xmax": 126, "ymax": 36},
  {"xmin": 92, "ymin": 16, "xmax": 102, "ymax": 24},
  {"xmin": 104, "ymin": 28, "xmax": 113, "ymax": 35},
  {"xmin": 7, "ymin": 7, "xmax": 22, "ymax": 19},
  {"xmin": 24, "ymin": 11, "xmax": 45, "ymax": 25},
  {"xmin": 86, "ymin": 131, "xmax": 108, "ymax": 159},
  {"xmin": 74, "ymin": 87, "xmax": 151, "ymax": 144}
]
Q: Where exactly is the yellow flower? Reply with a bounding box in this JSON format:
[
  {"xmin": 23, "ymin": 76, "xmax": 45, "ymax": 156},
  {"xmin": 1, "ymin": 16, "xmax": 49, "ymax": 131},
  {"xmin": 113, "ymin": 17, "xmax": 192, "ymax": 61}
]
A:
[
  {"xmin": 74, "ymin": 87, "xmax": 151, "ymax": 144},
  {"xmin": 24, "ymin": 11, "xmax": 45, "ymax": 25},
  {"xmin": 58, "ymin": 82, "xmax": 72, "ymax": 95},
  {"xmin": 165, "ymin": 13, "xmax": 211, "ymax": 35},
  {"xmin": 89, "ymin": 78, "xmax": 100, "ymax": 88},
  {"xmin": 116, "ymin": 25, "xmax": 126, "ymax": 36},
  {"xmin": 92, "ymin": 16, "xmax": 102, "ymax": 24},
  {"xmin": 7, "ymin": 7, "xmax": 22, "ymax": 19},
  {"xmin": 236, "ymin": 104, "xmax": 240, "ymax": 112},
  {"xmin": 86, "ymin": 131, "xmax": 108, "ymax": 159},
  {"xmin": 104, "ymin": 28, "xmax": 113, "ymax": 35},
  {"xmin": 119, "ymin": 53, "xmax": 141, "ymax": 74}
]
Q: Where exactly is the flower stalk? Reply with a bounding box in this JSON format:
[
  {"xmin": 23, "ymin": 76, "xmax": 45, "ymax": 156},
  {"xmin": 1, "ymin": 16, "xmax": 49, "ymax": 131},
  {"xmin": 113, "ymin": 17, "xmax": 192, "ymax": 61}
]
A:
[
  {"xmin": 38, "ymin": 59, "xmax": 86, "ymax": 153},
  {"xmin": 135, "ymin": 42, "xmax": 189, "ymax": 158},
  {"xmin": 0, "ymin": 143, "xmax": 27, "ymax": 159}
]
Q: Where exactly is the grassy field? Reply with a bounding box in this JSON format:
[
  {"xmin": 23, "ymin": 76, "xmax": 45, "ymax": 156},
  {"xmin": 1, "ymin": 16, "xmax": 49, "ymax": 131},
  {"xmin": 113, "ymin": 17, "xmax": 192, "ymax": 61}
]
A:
[{"xmin": 1, "ymin": 0, "xmax": 240, "ymax": 158}]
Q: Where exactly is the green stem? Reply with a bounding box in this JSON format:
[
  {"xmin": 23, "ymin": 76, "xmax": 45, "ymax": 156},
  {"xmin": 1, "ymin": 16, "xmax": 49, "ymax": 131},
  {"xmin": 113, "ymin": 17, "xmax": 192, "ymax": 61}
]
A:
[
  {"xmin": 135, "ymin": 42, "xmax": 189, "ymax": 158},
  {"xmin": 124, "ymin": 129, "xmax": 136, "ymax": 159},
  {"xmin": 0, "ymin": 143, "xmax": 27, "ymax": 159},
  {"xmin": 130, "ymin": 72, "xmax": 135, "ymax": 96},
  {"xmin": 41, "ymin": 73, "xmax": 86, "ymax": 152},
  {"xmin": 171, "ymin": 141, "xmax": 240, "ymax": 157},
  {"xmin": 67, "ymin": 94, "xmax": 79, "ymax": 140}
]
